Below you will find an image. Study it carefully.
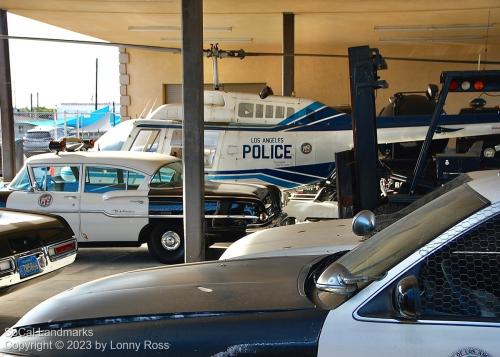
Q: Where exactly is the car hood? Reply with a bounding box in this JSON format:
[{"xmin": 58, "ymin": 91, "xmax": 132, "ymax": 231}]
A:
[
  {"xmin": 0, "ymin": 209, "xmax": 74, "ymax": 257},
  {"xmin": 150, "ymin": 181, "xmax": 279, "ymax": 201},
  {"xmin": 221, "ymin": 219, "xmax": 361, "ymax": 260},
  {"xmin": 14, "ymin": 254, "xmax": 322, "ymax": 328}
]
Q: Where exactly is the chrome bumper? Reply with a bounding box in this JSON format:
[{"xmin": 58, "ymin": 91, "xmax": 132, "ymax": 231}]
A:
[{"xmin": 0, "ymin": 239, "xmax": 77, "ymax": 289}]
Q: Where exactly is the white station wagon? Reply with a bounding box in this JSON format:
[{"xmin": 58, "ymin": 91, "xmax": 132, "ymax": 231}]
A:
[{"xmin": 0, "ymin": 151, "xmax": 283, "ymax": 263}]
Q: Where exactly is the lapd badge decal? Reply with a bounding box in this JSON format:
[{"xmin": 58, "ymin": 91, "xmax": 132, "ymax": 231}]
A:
[
  {"xmin": 450, "ymin": 347, "xmax": 492, "ymax": 357},
  {"xmin": 38, "ymin": 193, "xmax": 53, "ymax": 207},
  {"xmin": 301, "ymin": 143, "xmax": 312, "ymax": 155}
]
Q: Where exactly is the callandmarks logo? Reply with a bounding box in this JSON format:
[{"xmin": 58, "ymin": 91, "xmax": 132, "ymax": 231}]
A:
[
  {"xmin": 38, "ymin": 194, "xmax": 53, "ymax": 208},
  {"xmin": 450, "ymin": 347, "xmax": 492, "ymax": 357}
]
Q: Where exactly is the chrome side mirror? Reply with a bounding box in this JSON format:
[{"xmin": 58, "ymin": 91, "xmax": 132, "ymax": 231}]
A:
[
  {"xmin": 316, "ymin": 263, "xmax": 367, "ymax": 295},
  {"xmin": 394, "ymin": 275, "xmax": 421, "ymax": 320},
  {"xmin": 352, "ymin": 210, "xmax": 376, "ymax": 236}
]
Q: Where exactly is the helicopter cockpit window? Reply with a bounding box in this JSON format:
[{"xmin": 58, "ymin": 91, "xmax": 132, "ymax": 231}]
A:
[
  {"xmin": 275, "ymin": 106, "xmax": 285, "ymax": 119},
  {"xmin": 130, "ymin": 129, "xmax": 160, "ymax": 152},
  {"xmin": 286, "ymin": 107, "xmax": 295, "ymax": 118},
  {"xmin": 255, "ymin": 104, "xmax": 264, "ymax": 118},
  {"xmin": 238, "ymin": 103, "xmax": 254, "ymax": 118}
]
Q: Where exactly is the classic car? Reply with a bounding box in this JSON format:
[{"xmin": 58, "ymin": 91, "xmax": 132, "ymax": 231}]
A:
[
  {"xmin": 0, "ymin": 151, "xmax": 283, "ymax": 263},
  {"xmin": 0, "ymin": 209, "xmax": 77, "ymax": 294},
  {"xmin": 1, "ymin": 170, "xmax": 498, "ymax": 356}
]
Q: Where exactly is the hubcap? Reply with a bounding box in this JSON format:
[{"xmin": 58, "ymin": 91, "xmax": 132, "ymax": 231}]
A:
[{"xmin": 160, "ymin": 231, "xmax": 181, "ymax": 251}]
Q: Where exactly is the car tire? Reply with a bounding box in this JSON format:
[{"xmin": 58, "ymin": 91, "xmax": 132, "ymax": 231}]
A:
[{"xmin": 147, "ymin": 224, "xmax": 184, "ymax": 264}]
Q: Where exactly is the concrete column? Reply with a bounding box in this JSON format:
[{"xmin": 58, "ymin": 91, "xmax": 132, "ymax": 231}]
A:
[
  {"xmin": 181, "ymin": 0, "xmax": 205, "ymax": 262},
  {"xmin": 282, "ymin": 12, "xmax": 294, "ymax": 97},
  {"xmin": 0, "ymin": 10, "xmax": 15, "ymax": 180}
]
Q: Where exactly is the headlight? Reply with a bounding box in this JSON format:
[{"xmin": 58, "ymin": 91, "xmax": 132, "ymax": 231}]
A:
[{"xmin": 259, "ymin": 212, "xmax": 269, "ymax": 221}]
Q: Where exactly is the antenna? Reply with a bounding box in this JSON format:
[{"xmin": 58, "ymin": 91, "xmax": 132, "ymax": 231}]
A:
[{"xmin": 138, "ymin": 99, "xmax": 151, "ymax": 119}]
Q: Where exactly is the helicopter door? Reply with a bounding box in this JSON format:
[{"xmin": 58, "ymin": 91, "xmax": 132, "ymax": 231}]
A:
[{"xmin": 166, "ymin": 129, "xmax": 223, "ymax": 168}]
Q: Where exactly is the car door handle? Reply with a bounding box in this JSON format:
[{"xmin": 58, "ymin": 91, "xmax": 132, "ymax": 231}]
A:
[
  {"xmin": 130, "ymin": 200, "xmax": 144, "ymax": 204},
  {"xmin": 64, "ymin": 195, "xmax": 78, "ymax": 199}
]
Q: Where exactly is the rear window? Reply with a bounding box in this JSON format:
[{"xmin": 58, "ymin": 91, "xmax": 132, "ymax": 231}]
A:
[{"xmin": 26, "ymin": 131, "xmax": 50, "ymax": 139}]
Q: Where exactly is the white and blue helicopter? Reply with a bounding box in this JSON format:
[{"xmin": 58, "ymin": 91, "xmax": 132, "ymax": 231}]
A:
[{"xmin": 95, "ymin": 85, "xmax": 500, "ymax": 189}]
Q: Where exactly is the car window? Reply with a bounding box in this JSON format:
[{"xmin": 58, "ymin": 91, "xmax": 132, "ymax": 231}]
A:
[
  {"xmin": 418, "ymin": 212, "xmax": 500, "ymax": 322},
  {"xmin": 229, "ymin": 201, "xmax": 259, "ymax": 217},
  {"xmin": 32, "ymin": 166, "xmax": 80, "ymax": 192},
  {"xmin": 85, "ymin": 166, "xmax": 145, "ymax": 193},
  {"xmin": 130, "ymin": 129, "xmax": 160, "ymax": 152},
  {"xmin": 150, "ymin": 162, "xmax": 183, "ymax": 188},
  {"xmin": 9, "ymin": 168, "xmax": 31, "ymax": 191}
]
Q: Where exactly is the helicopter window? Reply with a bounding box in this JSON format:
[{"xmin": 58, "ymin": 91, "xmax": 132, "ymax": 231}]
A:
[
  {"xmin": 275, "ymin": 106, "xmax": 285, "ymax": 119},
  {"xmin": 286, "ymin": 107, "xmax": 295, "ymax": 117},
  {"xmin": 130, "ymin": 129, "xmax": 160, "ymax": 152},
  {"xmin": 204, "ymin": 131, "xmax": 220, "ymax": 168},
  {"xmin": 238, "ymin": 103, "xmax": 254, "ymax": 118},
  {"xmin": 170, "ymin": 130, "xmax": 183, "ymax": 158},
  {"xmin": 265, "ymin": 105, "xmax": 274, "ymax": 118},
  {"xmin": 255, "ymin": 104, "xmax": 264, "ymax": 118}
]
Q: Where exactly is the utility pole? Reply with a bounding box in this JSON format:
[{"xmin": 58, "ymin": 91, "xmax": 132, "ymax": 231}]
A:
[
  {"xmin": 95, "ymin": 58, "xmax": 98, "ymax": 110},
  {"xmin": 36, "ymin": 92, "xmax": 38, "ymax": 110},
  {"xmin": 30, "ymin": 93, "xmax": 32, "ymax": 112}
]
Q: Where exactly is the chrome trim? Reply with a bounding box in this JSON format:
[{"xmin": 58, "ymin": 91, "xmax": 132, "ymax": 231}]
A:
[
  {"xmin": 353, "ymin": 202, "xmax": 500, "ymax": 327},
  {"xmin": 80, "ymin": 209, "xmax": 259, "ymax": 220}
]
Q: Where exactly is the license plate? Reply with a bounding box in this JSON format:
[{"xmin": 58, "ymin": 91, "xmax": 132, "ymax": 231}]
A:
[{"xmin": 17, "ymin": 255, "xmax": 41, "ymax": 279}]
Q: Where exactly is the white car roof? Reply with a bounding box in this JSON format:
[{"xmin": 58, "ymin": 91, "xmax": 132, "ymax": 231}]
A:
[{"xmin": 25, "ymin": 151, "xmax": 180, "ymax": 176}]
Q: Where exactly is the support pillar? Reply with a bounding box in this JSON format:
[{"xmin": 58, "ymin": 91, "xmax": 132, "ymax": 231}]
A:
[
  {"xmin": 0, "ymin": 10, "xmax": 15, "ymax": 180},
  {"xmin": 181, "ymin": 0, "xmax": 205, "ymax": 262},
  {"xmin": 282, "ymin": 12, "xmax": 294, "ymax": 97}
]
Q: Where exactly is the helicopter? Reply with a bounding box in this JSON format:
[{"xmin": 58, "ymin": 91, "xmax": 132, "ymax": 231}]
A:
[{"xmin": 4, "ymin": 36, "xmax": 500, "ymax": 189}]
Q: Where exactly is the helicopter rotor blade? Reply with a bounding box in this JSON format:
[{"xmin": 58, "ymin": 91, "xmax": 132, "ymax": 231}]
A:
[
  {"xmin": 0, "ymin": 35, "xmax": 182, "ymax": 53},
  {"xmin": 1, "ymin": 34, "xmax": 498, "ymax": 65}
]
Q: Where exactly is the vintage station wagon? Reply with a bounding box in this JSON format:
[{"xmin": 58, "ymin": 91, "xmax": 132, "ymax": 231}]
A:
[{"xmin": 0, "ymin": 152, "xmax": 283, "ymax": 263}]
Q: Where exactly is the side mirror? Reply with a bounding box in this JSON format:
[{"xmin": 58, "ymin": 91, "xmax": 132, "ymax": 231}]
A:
[
  {"xmin": 393, "ymin": 275, "xmax": 421, "ymax": 320},
  {"xmin": 316, "ymin": 263, "xmax": 358, "ymax": 295},
  {"xmin": 352, "ymin": 210, "xmax": 376, "ymax": 236},
  {"xmin": 426, "ymin": 84, "xmax": 439, "ymax": 101}
]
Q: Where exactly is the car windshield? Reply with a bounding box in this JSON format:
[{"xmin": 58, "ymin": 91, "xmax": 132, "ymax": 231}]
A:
[
  {"xmin": 94, "ymin": 121, "xmax": 134, "ymax": 151},
  {"xmin": 335, "ymin": 183, "xmax": 488, "ymax": 280},
  {"xmin": 150, "ymin": 161, "xmax": 183, "ymax": 188}
]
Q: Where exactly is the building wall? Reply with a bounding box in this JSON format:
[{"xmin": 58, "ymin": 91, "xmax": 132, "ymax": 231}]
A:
[{"xmin": 125, "ymin": 48, "xmax": 500, "ymax": 119}]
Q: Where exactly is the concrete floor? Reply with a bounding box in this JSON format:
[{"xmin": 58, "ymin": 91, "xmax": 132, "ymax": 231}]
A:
[{"xmin": 0, "ymin": 246, "xmax": 174, "ymax": 332}]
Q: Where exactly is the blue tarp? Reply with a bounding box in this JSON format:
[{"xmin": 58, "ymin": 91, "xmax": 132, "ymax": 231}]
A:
[{"xmin": 19, "ymin": 106, "xmax": 121, "ymax": 129}]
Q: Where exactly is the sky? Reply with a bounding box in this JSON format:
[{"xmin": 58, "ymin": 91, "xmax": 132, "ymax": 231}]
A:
[{"xmin": 8, "ymin": 13, "xmax": 119, "ymax": 109}]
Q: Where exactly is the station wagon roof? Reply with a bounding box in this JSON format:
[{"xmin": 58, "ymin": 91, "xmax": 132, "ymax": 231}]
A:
[{"xmin": 25, "ymin": 152, "xmax": 179, "ymax": 176}]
